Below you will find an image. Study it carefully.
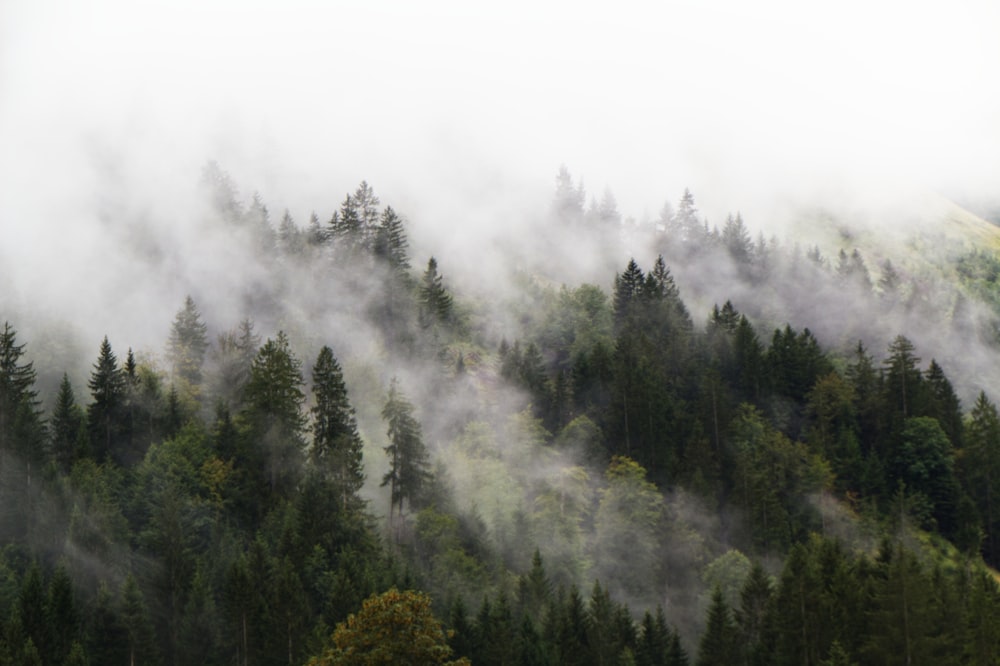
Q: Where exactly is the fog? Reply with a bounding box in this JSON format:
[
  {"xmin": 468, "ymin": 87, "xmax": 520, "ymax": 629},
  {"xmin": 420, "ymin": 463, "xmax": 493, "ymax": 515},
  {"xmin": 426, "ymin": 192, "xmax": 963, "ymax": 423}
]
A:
[
  {"xmin": 4, "ymin": 2, "xmax": 999, "ymax": 338},
  {"xmin": 3, "ymin": 0, "xmax": 1000, "ymax": 639}
]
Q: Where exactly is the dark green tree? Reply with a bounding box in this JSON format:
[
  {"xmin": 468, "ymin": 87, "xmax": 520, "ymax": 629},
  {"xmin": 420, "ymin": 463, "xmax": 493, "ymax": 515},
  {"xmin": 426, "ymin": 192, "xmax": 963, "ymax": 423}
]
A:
[
  {"xmin": 121, "ymin": 574, "xmax": 160, "ymax": 666},
  {"xmin": 88, "ymin": 336, "xmax": 126, "ymax": 463},
  {"xmin": 46, "ymin": 565, "xmax": 79, "ymax": 666},
  {"xmin": 419, "ymin": 257, "xmax": 455, "ymax": 329},
  {"xmin": 0, "ymin": 322, "xmax": 45, "ymax": 470},
  {"xmin": 697, "ymin": 587, "xmax": 739, "ymax": 666},
  {"xmin": 381, "ymin": 378, "xmax": 431, "ymax": 527},
  {"xmin": 50, "ymin": 373, "xmax": 85, "ymax": 472},
  {"xmin": 964, "ymin": 391, "xmax": 1000, "ymax": 564},
  {"xmin": 373, "ymin": 206, "xmax": 409, "ymax": 273},
  {"xmin": 242, "ymin": 331, "xmax": 307, "ymax": 501},
  {"xmin": 310, "ymin": 346, "xmax": 365, "ymax": 511}
]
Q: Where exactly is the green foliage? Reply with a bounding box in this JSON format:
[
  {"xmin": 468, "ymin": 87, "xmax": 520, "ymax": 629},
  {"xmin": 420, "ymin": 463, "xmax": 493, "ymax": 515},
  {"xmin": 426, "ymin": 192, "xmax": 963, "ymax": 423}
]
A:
[
  {"xmin": 307, "ymin": 587, "xmax": 469, "ymax": 665},
  {"xmin": 311, "ymin": 346, "xmax": 365, "ymax": 511},
  {"xmin": 381, "ymin": 378, "xmax": 431, "ymax": 525},
  {"xmin": 167, "ymin": 295, "xmax": 209, "ymax": 390}
]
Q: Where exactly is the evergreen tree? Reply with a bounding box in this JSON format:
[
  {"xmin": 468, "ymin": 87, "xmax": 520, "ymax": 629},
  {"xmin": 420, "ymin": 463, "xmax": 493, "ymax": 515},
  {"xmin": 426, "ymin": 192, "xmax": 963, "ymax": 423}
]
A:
[
  {"xmin": 121, "ymin": 574, "xmax": 160, "ymax": 666},
  {"xmin": 87, "ymin": 336, "xmax": 126, "ymax": 463},
  {"xmin": 167, "ymin": 295, "xmax": 209, "ymax": 388},
  {"xmin": 0, "ymin": 322, "xmax": 45, "ymax": 469},
  {"xmin": 381, "ymin": 378, "xmax": 431, "ymax": 527},
  {"xmin": 883, "ymin": 335, "xmax": 922, "ymax": 421},
  {"xmin": 553, "ymin": 165, "xmax": 585, "ymax": 225},
  {"xmin": 419, "ymin": 257, "xmax": 455, "ymax": 329},
  {"xmin": 965, "ymin": 391, "xmax": 1000, "ymax": 564},
  {"xmin": 722, "ymin": 213, "xmax": 753, "ymax": 265},
  {"xmin": 278, "ymin": 209, "xmax": 305, "ymax": 255},
  {"xmin": 613, "ymin": 258, "xmax": 645, "ymax": 328},
  {"xmin": 50, "ymin": 373, "xmax": 84, "ymax": 471},
  {"xmin": 46, "ymin": 565, "xmax": 79, "ymax": 666},
  {"xmin": 310, "ymin": 346, "xmax": 365, "ymax": 511},
  {"xmin": 697, "ymin": 587, "xmax": 739, "ymax": 666},
  {"xmin": 242, "ymin": 331, "xmax": 307, "ymax": 500},
  {"xmin": 373, "ymin": 206, "xmax": 410, "ymax": 273},
  {"xmin": 674, "ymin": 188, "xmax": 702, "ymax": 242},
  {"xmin": 306, "ymin": 211, "xmax": 329, "ymax": 248}
]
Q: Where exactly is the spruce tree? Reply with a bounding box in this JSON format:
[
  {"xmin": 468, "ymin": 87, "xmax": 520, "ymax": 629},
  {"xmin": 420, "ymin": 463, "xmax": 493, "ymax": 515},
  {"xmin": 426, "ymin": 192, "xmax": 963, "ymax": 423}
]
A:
[
  {"xmin": 0, "ymin": 322, "xmax": 45, "ymax": 468},
  {"xmin": 373, "ymin": 205, "xmax": 410, "ymax": 273},
  {"xmin": 381, "ymin": 378, "xmax": 430, "ymax": 527},
  {"xmin": 167, "ymin": 295, "xmax": 209, "ymax": 388},
  {"xmin": 50, "ymin": 373, "xmax": 84, "ymax": 473},
  {"xmin": 419, "ymin": 257, "xmax": 455, "ymax": 329},
  {"xmin": 697, "ymin": 587, "xmax": 739, "ymax": 666},
  {"xmin": 88, "ymin": 336, "xmax": 126, "ymax": 463},
  {"xmin": 310, "ymin": 346, "xmax": 364, "ymax": 511},
  {"xmin": 243, "ymin": 331, "xmax": 307, "ymax": 500}
]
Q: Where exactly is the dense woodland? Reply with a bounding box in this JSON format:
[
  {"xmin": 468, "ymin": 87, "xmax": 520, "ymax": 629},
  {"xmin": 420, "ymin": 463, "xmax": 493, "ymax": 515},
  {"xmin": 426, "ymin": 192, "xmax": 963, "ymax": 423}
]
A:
[{"xmin": 2, "ymin": 164, "xmax": 1000, "ymax": 665}]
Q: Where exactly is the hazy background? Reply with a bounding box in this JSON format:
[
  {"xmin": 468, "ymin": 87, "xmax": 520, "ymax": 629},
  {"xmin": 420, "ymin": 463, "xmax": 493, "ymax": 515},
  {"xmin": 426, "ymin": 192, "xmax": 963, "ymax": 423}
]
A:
[{"xmin": 2, "ymin": 0, "xmax": 999, "ymax": 349}]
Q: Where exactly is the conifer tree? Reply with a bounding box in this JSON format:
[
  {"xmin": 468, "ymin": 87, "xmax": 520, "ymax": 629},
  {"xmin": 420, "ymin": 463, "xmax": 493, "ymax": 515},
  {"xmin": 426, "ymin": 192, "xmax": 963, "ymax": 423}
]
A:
[
  {"xmin": 306, "ymin": 211, "xmax": 328, "ymax": 249},
  {"xmin": 88, "ymin": 336, "xmax": 126, "ymax": 463},
  {"xmin": 243, "ymin": 331, "xmax": 307, "ymax": 500},
  {"xmin": 381, "ymin": 378, "xmax": 431, "ymax": 527},
  {"xmin": 419, "ymin": 257, "xmax": 455, "ymax": 329},
  {"xmin": 373, "ymin": 206, "xmax": 410, "ymax": 273},
  {"xmin": 0, "ymin": 322, "xmax": 45, "ymax": 468},
  {"xmin": 121, "ymin": 574, "xmax": 159, "ymax": 666},
  {"xmin": 167, "ymin": 295, "xmax": 209, "ymax": 388},
  {"xmin": 613, "ymin": 259, "xmax": 644, "ymax": 327},
  {"xmin": 310, "ymin": 346, "xmax": 364, "ymax": 511},
  {"xmin": 965, "ymin": 391, "xmax": 1000, "ymax": 564},
  {"xmin": 697, "ymin": 587, "xmax": 739, "ymax": 666},
  {"xmin": 278, "ymin": 209, "xmax": 305, "ymax": 255},
  {"xmin": 553, "ymin": 165, "xmax": 585, "ymax": 225},
  {"xmin": 50, "ymin": 373, "xmax": 84, "ymax": 472},
  {"xmin": 883, "ymin": 335, "xmax": 922, "ymax": 423}
]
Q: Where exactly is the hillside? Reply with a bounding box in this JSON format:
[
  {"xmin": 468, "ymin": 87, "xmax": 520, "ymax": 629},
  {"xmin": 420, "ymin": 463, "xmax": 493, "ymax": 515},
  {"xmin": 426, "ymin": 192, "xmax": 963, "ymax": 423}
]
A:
[{"xmin": 0, "ymin": 170, "xmax": 999, "ymax": 665}]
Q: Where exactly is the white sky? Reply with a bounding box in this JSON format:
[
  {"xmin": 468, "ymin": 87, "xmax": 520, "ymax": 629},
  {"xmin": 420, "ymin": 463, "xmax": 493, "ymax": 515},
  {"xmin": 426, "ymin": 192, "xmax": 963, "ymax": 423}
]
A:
[{"xmin": 2, "ymin": 0, "xmax": 999, "ymax": 307}]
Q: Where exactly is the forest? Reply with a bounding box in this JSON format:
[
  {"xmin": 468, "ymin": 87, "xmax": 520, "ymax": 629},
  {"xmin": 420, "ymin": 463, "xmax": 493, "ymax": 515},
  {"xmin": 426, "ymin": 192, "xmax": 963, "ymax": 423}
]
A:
[{"xmin": 1, "ymin": 164, "xmax": 1000, "ymax": 665}]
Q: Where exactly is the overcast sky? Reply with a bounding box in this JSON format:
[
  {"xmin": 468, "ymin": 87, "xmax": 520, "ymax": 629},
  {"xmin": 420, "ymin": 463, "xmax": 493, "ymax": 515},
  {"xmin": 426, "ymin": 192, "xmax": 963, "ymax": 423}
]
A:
[{"xmin": 2, "ymin": 0, "xmax": 999, "ymax": 337}]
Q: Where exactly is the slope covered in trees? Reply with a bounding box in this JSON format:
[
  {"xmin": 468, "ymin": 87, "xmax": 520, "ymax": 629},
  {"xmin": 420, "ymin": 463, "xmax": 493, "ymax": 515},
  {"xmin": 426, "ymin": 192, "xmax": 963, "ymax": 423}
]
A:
[{"xmin": 1, "ymin": 166, "xmax": 1000, "ymax": 664}]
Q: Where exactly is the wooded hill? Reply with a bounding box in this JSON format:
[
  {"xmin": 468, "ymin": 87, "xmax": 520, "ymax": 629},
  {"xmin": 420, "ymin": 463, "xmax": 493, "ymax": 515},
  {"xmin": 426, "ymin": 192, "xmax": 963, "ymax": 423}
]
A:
[{"xmin": 1, "ymin": 165, "xmax": 1000, "ymax": 665}]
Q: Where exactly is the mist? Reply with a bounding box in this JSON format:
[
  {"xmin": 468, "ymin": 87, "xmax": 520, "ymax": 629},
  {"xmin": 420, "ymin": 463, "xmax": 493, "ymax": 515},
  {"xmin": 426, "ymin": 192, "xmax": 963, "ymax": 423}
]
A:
[{"xmin": 3, "ymin": 0, "xmax": 1000, "ymax": 659}]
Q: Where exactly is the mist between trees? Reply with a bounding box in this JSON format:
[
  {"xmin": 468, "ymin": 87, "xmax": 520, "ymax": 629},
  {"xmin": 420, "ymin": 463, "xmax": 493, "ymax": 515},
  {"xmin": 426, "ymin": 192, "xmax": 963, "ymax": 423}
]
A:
[{"xmin": 1, "ymin": 164, "xmax": 1000, "ymax": 664}]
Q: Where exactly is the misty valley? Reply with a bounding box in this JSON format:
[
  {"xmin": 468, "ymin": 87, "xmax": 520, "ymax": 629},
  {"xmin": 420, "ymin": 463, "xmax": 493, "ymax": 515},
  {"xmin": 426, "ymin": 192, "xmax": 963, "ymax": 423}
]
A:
[{"xmin": 4, "ymin": 165, "xmax": 1000, "ymax": 665}]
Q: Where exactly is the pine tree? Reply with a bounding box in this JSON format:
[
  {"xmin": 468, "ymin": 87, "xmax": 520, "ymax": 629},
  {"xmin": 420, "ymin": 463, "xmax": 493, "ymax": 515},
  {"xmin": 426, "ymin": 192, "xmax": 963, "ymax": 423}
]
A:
[
  {"xmin": 242, "ymin": 331, "xmax": 307, "ymax": 500},
  {"xmin": 50, "ymin": 373, "xmax": 84, "ymax": 472},
  {"xmin": 674, "ymin": 188, "xmax": 701, "ymax": 242},
  {"xmin": 722, "ymin": 213, "xmax": 753, "ymax": 264},
  {"xmin": 167, "ymin": 295, "xmax": 209, "ymax": 388},
  {"xmin": 121, "ymin": 574, "xmax": 160, "ymax": 666},
  {"xmin": 553, "ymin": 165, "xmax": 585, "ymax": 225},
  {"xmin": 965, "ymin": 391, "xmax": 1000, "ymax": 564},
  {"xmin": 697, "ymin": 587, "xmax": 739, "ymax": 666},
  {"xmin": 613, "ymin": 259, "xmax": 645, "ymax": 327},
  {"xmin": 381, "ymin": 378, "xmax": 431, "ymax": 528},
  {"xmin": 278, "ymin": 209, "xmax": 305, "ymax": 255},
  {"xmin": 306, "ymin": 211, "xmax": 328, "ymax": 249},
  {"xmin": 310, "ymin": 346, "xmax": 364, "ymax": 511},
  {"xmin": 88, "ymin": 336, "xmax": 126, "ymax": 463},
  {"xmin": 883, "ymin": 335, "xmax": 922, "ymax": 424},
  {"xmin": 0, "ymin": 322, "xmax": 45, "ymax": 468},
  {"xmin": 46, "ymin": 565, "xmax": 79, "ymax": 666},
  {"xmin": 419, "ymin": 257, "xmax": 455, "ymax": 329},
  {"xmin": 373, "ymin": 206, "xmax": 410, "ymax": 273},
  {"xmin": 212, "ymin": 318, "xmax": 261, "ymax": 411}
]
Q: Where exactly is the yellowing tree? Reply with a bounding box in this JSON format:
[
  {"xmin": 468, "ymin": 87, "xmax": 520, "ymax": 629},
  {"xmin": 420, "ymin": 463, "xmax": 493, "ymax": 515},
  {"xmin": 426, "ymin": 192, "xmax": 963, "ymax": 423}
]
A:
[{"xmin": 307, "ymin": 588, "xmax": 470, "ymax": 666}]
